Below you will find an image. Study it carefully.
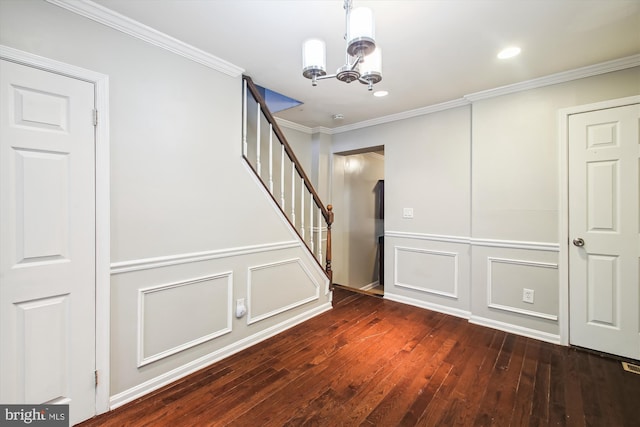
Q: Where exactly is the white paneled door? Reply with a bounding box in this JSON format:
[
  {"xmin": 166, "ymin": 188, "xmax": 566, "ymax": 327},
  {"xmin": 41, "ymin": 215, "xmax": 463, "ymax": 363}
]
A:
[
  {"xmin": 568, "ymin": 102, "xmax": 640, "ymax": 360},
  {"xmin": 0, "ymin": 60, "xmax": 96, "ymax": 423}
]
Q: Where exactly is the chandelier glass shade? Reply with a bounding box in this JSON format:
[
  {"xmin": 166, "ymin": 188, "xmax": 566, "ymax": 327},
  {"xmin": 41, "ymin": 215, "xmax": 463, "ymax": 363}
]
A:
[{"xmin": 302, "ymin": 0, "xmax": 382, "ymax": 90}]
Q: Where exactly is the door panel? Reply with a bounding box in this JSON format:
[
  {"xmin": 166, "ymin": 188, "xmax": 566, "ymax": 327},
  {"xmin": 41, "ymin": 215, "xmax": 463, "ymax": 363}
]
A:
[
  {"xmin": 568, "ymin": 103, "xmax": 640, "ymax": 360},
  {"xmin": 0, "ymin": 59, "xmax": 96, "ymax": 423}
]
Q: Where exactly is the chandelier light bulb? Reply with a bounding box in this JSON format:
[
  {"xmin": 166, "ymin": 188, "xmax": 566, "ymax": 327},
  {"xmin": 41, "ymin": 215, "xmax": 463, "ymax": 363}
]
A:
[{"xmin": 347, "ymin": 7, "xmax": 375, "ymax": 57}]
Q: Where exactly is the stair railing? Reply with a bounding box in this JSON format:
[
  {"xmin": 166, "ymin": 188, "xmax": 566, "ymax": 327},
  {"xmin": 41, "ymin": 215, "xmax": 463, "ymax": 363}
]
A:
[{"xmin": 242, "ymin": 75, "xmax": 333, "ymax": 284}]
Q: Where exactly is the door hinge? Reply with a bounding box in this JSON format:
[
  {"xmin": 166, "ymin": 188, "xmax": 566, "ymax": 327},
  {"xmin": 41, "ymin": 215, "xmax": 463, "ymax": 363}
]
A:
[
  {"xmin": 94, "ymin": 370, "xmax": 98, "ymax": 387},
  {"xmin": 93, "ymin": 109, "xmax": 98, "ymax": 127}
]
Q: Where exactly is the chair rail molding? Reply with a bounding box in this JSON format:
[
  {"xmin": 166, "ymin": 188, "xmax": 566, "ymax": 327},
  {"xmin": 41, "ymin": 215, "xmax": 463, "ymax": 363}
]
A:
[{"xmin": 110, "ymin": 241, "xmax": 300, "ymax": 275}]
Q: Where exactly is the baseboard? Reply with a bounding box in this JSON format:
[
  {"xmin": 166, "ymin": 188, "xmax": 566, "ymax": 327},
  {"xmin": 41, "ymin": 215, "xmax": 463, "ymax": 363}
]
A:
[
  {"xmin": 360, "ymin": 281, "xmax": 380, "ymax": 291},
  {"xmin": 384, "ymin": 292, "xmax": 561, "ymax": 345},
  {"xmin": 469, "ymin": 315, "xmax": 561, "ymax": 345},
  {"xmin": 384, "ymin": 292, "xmax": 471, "ymax": 319},
  {"xmin": 109, "ymin": 301, "xmax": 332, "ymax": 409}
]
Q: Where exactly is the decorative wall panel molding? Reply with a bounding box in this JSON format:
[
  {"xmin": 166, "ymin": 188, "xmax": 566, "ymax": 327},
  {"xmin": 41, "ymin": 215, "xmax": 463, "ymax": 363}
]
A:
[
  {"xmin": 487, "ymin": 257, "xmax": 558, "ymax": 321},
  {"xmin": 111, "ymin": 241, "xmax": 299, "ymax": 275},
  {"xmin": 111, "ymin": 301, "xmax": 331, "ymax": 409},
  {"xmin": 247, "ymin": 258, "xmax": 320, "ymax": 325},
  {"xmin": 394, "ymin": 246, "xmax": 459, "ymax": 299},
  {"xmin": 137, "ymin": 272, "xmax": 233, "ymax": 367}
]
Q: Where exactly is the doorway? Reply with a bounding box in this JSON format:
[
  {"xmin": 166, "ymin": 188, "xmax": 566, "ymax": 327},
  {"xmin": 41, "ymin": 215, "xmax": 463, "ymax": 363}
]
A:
[
  {"xmin": 331, "ymin": 147, "xmax": 384, "ymax": 295},
  {"xmin": 561, "ymin": 96, "xmax": 640, "ymax": 360}
]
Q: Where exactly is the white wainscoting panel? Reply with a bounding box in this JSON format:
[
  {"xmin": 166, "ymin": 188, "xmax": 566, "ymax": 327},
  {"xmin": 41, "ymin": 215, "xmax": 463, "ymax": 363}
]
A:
[
  {"xmin": 247, "ymin": 258, "xmax": 320, "ymax": 324},
  {"xmin": 137, "ymin": 272, "xmax": 233, "ymax": 367},
  {"xmin": 487, "ymin": 257, "xmax": 558, "ymax": 321},
  {"xmin": 394, "ymin": 246, "xmax": 459, "ymax": 299}
]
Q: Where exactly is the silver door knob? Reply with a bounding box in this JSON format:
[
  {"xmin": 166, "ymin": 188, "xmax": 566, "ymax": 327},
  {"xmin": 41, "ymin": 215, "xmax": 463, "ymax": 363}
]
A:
[{"xmin": 573, "ymin": 238, "xmax": 585, "ymax": 247}]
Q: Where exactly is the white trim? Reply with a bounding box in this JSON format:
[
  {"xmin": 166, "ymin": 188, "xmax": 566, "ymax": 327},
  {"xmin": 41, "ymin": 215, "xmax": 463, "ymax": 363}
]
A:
[
  {"xmin": 465, "ymin": 54, "xmax": 640, "ymax": 102},
  {"xmin": 385, "ymin": 231, "xmax": 560, "ymax": 252},
  {"xmin": 557, "ymin": 95, "xmax": 640, "ymax": 346},
  {"xmin": 486, "ymin": 257, "xmax": 559, "ymax": 321},
  {"xmin": 385, "ymin": 231, "xmax": 470, "ymax": 245},
  {"xmin": 247, "ymin": 258, "xmax": 320, "ymax": 325},
  {"xmin": 331, "ymin": 98, "xmax": 470, "ymax": 134},
  {"xmin": 469, "ymin": 315, "xmax": 561, "ymax": 345},
  {"xmin": 109, "ymin": 301, "xmax": 332, "ymax": 409},
  {"xmin": 0, "ymin": 45, "xmax": 111, "ymax": 416},
  {"xmin": 360, "ymin": 281, "xmax": 380, "ymax": 291},
  {"xmin": 384, "ymin": 292, "xmax": 471, "ymax": 319},
  {"xmin": 394, "ymin": 246, "xmax": 459, "ymax": 299},
  {"xmin": 110, "ymin": 241, "xmax": 300, "ymax": 275},
  {"xmin": 487, "ymin": 303, "xmax": 558, "ymax": 322},
  {"xmin": 471, "ymin": 238, "xmax": 559, "ymax": 252},
  {"xmin": 137, "ymin": 272, "xmax": 233, "ymax": 367},
  {"xmin": 45, "ymin": 0, "xmax": 244, "ymax": 78},
  {"xmin": 283, "ymin": 55, "xmax": 639, "ymax": 135},
  {"xmin": 276, "ymin": 118, "xmax": 313, "ymax": 134}
]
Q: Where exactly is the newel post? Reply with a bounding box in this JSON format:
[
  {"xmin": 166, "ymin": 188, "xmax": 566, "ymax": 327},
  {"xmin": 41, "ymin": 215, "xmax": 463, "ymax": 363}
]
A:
[{"xmin": 326, "ymin": 205, "xmax": 334, "ymax": 288}]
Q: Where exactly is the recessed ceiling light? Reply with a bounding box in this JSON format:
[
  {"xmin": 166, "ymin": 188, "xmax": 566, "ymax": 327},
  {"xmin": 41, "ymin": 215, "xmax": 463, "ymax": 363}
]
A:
[
  {"xmin": 497, "ymin": 46, "xmax": 521, "ymax": 59},
  {"xmin": 373, "ymin": 90, "xmax": 388, "ymax": 97}
]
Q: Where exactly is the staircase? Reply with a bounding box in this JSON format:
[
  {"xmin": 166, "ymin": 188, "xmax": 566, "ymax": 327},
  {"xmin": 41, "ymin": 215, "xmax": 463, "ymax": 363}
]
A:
[{"xmin": 242, "ymin": 76, "xmax": 333, "ymax": 284}]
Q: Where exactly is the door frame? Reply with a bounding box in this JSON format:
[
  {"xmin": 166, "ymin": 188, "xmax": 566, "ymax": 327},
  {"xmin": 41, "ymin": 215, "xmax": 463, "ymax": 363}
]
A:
[
  {"xmin": 0, "ymin": 45, "xmax": 111, "ymax": 415},
  {"xmin": 558, "ymin": 95, "xmax": 640, "ymax": 347}
]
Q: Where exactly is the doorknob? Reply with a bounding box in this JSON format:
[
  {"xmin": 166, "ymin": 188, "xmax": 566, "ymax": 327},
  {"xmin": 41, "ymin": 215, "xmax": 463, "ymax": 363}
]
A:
[{"xmin": 573, "ymin": 237, "xmax": 585, "ymax": 247}]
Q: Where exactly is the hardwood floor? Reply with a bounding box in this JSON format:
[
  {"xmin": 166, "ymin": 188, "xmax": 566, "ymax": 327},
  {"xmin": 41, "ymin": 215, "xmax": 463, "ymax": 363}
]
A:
[{"xmin": 80, "ymin": 288, "xmax": 640, "ymax": 426}]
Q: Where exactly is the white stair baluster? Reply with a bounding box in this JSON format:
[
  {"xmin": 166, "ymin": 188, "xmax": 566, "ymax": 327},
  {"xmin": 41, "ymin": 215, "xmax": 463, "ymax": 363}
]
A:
[
  {"xmin": 300, "ymin": 178, "xmax": 305, "ymax": 240},
  {"xmin": 242, "ymin": 80, "xmax": 247, "ymax": 157},
  {"xmin": 291, "ymin": 164, "xmax": 296, "ymax": 225},
  {"xmin": 280, "ymin": 145, "xmax": 285, "ymax": 208},
  {"xmin": 268, "ymin": 124, "xmax": 273, "ymax": 193},
  {"xmin": 256, "ymin": 104, "xmax": 261, "ymax": 176},
  {"xmin": 309, "ymin": 198, "xmax": 314, "ymax": 254},
  {"xmin": 317, "ymin": 206, "xmax": 322, "ymax": 261}
]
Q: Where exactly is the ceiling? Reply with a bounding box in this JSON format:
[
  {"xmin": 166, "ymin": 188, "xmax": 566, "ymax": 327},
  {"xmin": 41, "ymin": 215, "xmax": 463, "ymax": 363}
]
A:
[{"xmin": 92, "ymin": 0, "xmax": 640, "ymax": 129}]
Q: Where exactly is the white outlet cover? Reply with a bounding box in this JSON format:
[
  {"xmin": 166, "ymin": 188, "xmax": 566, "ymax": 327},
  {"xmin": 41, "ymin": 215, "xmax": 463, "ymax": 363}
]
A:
[
  {"xmin": 403, "ymin": 208, "xmax": 414, "ymax": 218},
  {"xmin": 522, "ymin": 288, "xmax": 534, "ymax": 304}
]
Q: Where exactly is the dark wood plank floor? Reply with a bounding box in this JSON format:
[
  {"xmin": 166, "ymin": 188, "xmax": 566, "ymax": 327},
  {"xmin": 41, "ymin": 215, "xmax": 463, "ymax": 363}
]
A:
[{"xmin": 80, "ymin": 288, "xmax": 640, "ymax": 426}]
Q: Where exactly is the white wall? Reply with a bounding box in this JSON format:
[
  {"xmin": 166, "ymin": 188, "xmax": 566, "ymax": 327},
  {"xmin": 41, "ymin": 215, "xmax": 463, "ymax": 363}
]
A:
[
  {"xmin": 0, "ymin": 0, "xmax": 331, "ymax": 409},
  {"xmin": 333, "ymin": 107, "xmax": 472, "ymax": 316},
  {"xmin": 331, "ymin": 67, "xmax": 640, "ymax": 340},
  {"xmin": 470, "ymin": 68, "xmax": 640, "ymax": 337}
]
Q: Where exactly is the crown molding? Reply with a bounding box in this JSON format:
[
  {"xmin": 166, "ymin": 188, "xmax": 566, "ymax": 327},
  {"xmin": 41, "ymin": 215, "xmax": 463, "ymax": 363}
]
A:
[
  {"xmin": 310, "ymin": 126, "xmax": 334, "ymax": 135},
  {"xmin": 286, "ymin": 54, "xmax": 640, "ymax": 134},
  {"xmin": 275, "ymin": 118, "xmax": 313, "ymax": 134},
  {"xmin": 45, "ymin": 0, "xmax": 244, "ymax": 78},
  {"xmin": 464, "ymin": 54, "xmax": 640, "ymax": 102},
  {"xmin": 331, "ymin": 98, "xmax": 470, "ymax": 134}
]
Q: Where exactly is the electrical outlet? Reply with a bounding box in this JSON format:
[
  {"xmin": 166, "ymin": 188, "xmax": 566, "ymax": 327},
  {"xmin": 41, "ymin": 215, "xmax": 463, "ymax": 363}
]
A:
[
  {"xmin": 522, "ymin": 288, "xmax": 535, "ymax": 304},
  {"xmin": 403, "ymin": 208, "xmax": 414, "ymax": 219}
]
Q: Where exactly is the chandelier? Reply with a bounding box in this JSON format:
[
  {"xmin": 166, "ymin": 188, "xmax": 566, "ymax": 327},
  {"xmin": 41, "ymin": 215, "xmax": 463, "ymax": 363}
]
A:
[{"xmin": 302, "ymin": 0, "xmax": 382, "ymax": 91}]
